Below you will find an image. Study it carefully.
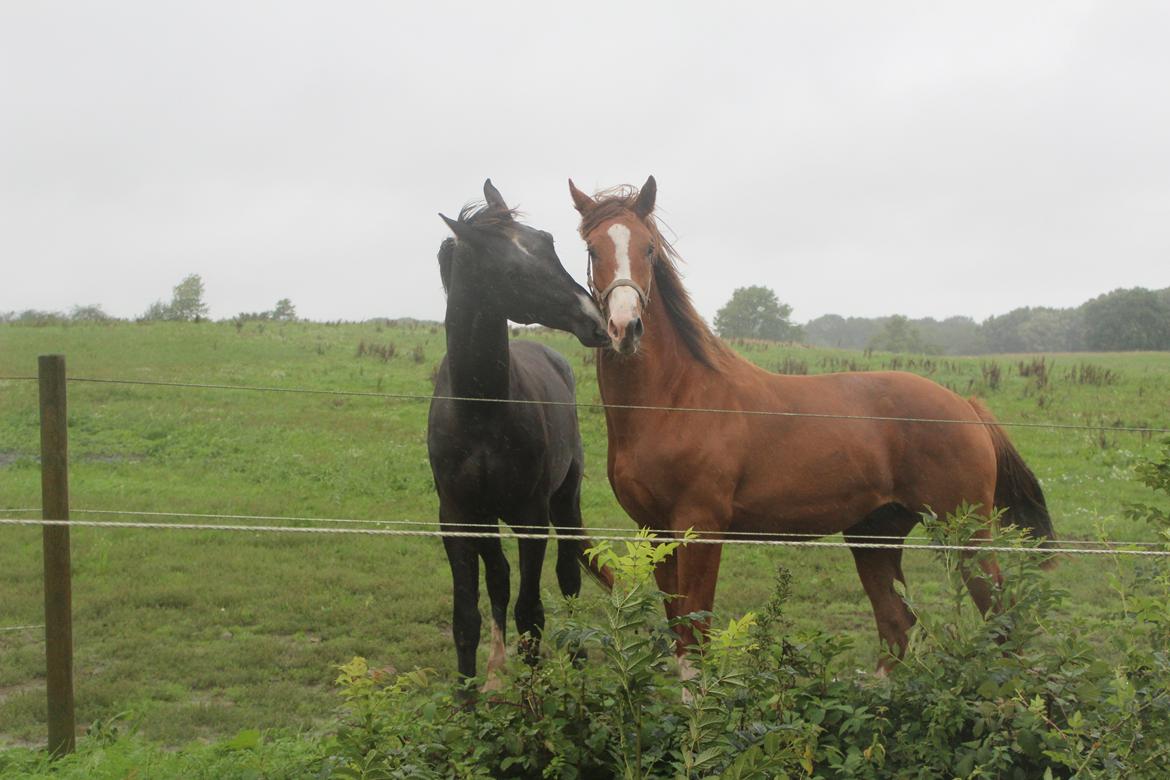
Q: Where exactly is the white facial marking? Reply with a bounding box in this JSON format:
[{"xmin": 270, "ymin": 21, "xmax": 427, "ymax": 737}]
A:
[
  {"xmin": 607, "ymin": 223, "xmax": 632, "ymax": 278},
  {"xmin": 578, "ymin": 291, "xmax": 601, "ymax": 320},
  {"xmin": 605, "ymin": 223, "xmax": 641, "ymax": 319},
  {"xmin": 511, "ymin": 236, "xmax": 531, "ymax": 255}
]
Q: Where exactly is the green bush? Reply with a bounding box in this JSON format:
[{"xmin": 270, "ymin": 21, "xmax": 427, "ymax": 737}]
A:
[
  {"xmin": 4, "ymin": 444, "xmax": 1169, "ymax": 778},
  {"xmin": 322, "ymin": 476, "xmax": 1170, "ymax": 778}
]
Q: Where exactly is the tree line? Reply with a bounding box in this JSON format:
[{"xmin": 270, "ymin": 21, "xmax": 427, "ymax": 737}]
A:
[
  {"xmin": 1, "ymin": 274, "xmax": 296, "ymax": 326},
  {"xmin": 6, "ymin": 274, "xmax": 1168, "ymax": 354},
  {"xmin": 715, "ymin": 284, "xmax": 1170, "ymax": 354}
]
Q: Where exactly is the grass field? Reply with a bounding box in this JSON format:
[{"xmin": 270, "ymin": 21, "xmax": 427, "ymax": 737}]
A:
[{"xmin": 1, "ymin": 320, "xmax": 1168, "ymax": 746}]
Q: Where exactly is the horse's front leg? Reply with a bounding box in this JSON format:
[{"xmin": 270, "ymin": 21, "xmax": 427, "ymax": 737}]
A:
[
  {"xmin": 668, "ymin": 525, "xmax": 725, "ymax": 682},
  {"xmin": 440, "ymin": 502, "xmax": 484, "ymax": 682},
  {"xmin": 505, "ymin": 503, "xmax": 550, "ymax": 664}
]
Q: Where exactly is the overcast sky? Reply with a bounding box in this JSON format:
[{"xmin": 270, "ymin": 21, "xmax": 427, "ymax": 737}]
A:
[{"xmin": 2, "ymin": 2, "xmax": 1168, "ymax": 324}]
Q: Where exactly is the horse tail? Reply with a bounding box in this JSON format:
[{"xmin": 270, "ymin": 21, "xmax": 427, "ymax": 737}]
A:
[
  {"xmin": 577, "ymin": 539, "xmax": 614, "ymax": 590},
  {"xmin": 968, "ymin": 398, "xmax": 1056, "ymax": 547}
]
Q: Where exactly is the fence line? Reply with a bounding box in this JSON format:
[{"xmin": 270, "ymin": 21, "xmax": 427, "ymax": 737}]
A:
[
  {"xmin": 0, "ymin": 624, "xmax": 44, "ymax": 634},
  {"xmin": 3, "ymin": 516, "xmax": 1168, "ymax": 557},
  {"xmin": 2, "ymin": 506, "xmax": 1166, "ymax": 548},
  {"xmin": 0, "ymin": 374, "xmax": 1166, "ymax": 434}
]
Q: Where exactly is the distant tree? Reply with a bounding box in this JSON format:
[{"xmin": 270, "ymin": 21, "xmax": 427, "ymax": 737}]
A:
[
  {"xmin": 12, "ymin": 309, "xmax": 67, "ymax": 326},
  {"xmin": 804, "ymin": 314, "xmax": 883, "ymax": 350},
  {"xmin": 234, "ymin": 310, "xmax": 271, "ymax": 322},
  {"xmin": 1017, "ymin": 307, "xmax": 1083, "ymax": 352},
  {"xmin": 918, "ymin": 316, "xmax": 986, "ymax": 355},
  {"xmin": 714, "ymin": 285, "xmax": 802, "ymax": 341},
  {"xmin": 170, "ymin": 274, "xmax": 209, "ymax": 321},
  {"xmin": 272, "ymin": 298, "xmax": 297, "ymax": 321},
  {"xmin": 981, "ymin": 307, "xmax": 1035, "ymax": 353},
  {"xmin": 1082, "ymin": 288, "xmax": 1170, "ymax": 351},
  {"xmin": 868, "ymin": 314, "xmax": 929, "ymax": 353},
  {"xmin": 140, "ymin": 274, "xmax": 209, "ymax": 321},
  {"xmin": 140, "ymin": 300, "xmax": 172, "ymax": 321},
  {"xmin": 69, "ymin": 304, "xmax": 112, "ymax": 323}
]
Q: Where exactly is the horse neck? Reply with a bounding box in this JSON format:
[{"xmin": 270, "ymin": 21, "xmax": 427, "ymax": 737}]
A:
[
  {"xmin": 597, "ymin": 290, "xmax": 704, "ymax": 421},
  {"xmin": 444, "ymin": 266, "xmax": 510, "ymax": 403}
]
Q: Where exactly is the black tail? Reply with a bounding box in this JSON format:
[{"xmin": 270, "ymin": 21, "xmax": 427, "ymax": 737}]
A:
[
  {"xmin": 970, "ymin": 398, "xmax": 1056, "ymax": 545},
  {"xmin": 576, "ymin": 539, "xmax": 614, "ymax": 590}
]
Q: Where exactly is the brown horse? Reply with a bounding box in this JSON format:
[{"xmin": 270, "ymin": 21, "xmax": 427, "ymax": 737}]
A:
[{"xmin": 569, "ymin": 175, "xmax": 1054, "ymax": 672}]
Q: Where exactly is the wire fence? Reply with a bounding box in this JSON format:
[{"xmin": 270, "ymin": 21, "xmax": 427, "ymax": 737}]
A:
[
  {"xmin": 3, "ymin": 515, "xmax": 1169, "ymax": 558},
  {"xmin": 1, "ymin": 371, "xmax": 1167, "ymax": 558},
  {"xmin": 2, "ymin": 507, "xmax": 1167, "ymax": 550},
  {"xmin": 0, "ymin": 374, "xmax": 1167, "ymax": 434}
]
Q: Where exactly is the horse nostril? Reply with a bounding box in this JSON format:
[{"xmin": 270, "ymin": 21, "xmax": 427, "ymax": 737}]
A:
[
  {"xmin": 607, "ymin": 320, "xmax": 621, "ymax": 341},
  {"xmin": 631, "ymin": 318, "xmax": 644, "ymax": 338}
]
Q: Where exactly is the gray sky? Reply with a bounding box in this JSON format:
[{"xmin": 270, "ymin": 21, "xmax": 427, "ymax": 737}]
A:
[{"xmin": 2, "ymin": 2, "xmax": 1168, "ymax": 324}]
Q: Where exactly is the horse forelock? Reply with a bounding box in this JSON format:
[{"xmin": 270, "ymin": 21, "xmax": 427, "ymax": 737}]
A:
[
  {"xmin": 458, "ymin": 201, "xmax": 522, "ymax": 233},
  {"xmin": 438, "ymin": 202, "xmax": 526, "ymax": 294},
  {"xmin": 578, "ymin": 188, "xmax": 731, "ymax": 370}
]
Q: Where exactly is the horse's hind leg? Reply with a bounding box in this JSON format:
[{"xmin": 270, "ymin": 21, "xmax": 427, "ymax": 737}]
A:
[
  {"xmin": 551, "ymin": 463, "xmax": 584, "ymax": 599},
  {"xmin": 846, "ymin": 505, "xmax": 918, "ymax": 673},
  {"xmin": 961, "ymin": 525, "xmax": 1004, "ymax": 618},
  {"xmin": 478, "ymin": 533, "xmax": 511, "ymax": 691}
]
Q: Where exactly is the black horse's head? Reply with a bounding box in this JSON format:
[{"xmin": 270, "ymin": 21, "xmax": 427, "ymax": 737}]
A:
[{"xmin": 438, "ymin": 180, "xmax": 608, "ymax": 348}]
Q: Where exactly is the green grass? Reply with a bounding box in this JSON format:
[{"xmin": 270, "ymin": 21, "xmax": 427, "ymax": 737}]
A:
[{"xmin": 1, "ymin": 321, "xmax": 1168, "ymax": 746}]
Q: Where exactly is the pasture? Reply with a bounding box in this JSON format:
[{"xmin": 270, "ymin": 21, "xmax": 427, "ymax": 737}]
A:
[{"xmin": 1, "ymin": 320, "xmax": 1168, "ymax": 745}]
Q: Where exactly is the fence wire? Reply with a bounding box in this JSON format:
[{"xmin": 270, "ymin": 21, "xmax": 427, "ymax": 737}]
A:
[
  {"xmin": 2, "ymin": 507, "xmax": 1166, "ymax": 548},
  {"xmin": 3, "ymin": 516, "xmax": 1168, "ymax": 558},
  {"xmin": 0, "ymin": 374, "xmax": 1166, "ymax": 434}
]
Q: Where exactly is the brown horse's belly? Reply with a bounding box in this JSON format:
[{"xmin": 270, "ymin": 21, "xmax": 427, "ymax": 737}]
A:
[{"xmin": 729, "ymin": 494, "xmax": 886, "ymax": 539}]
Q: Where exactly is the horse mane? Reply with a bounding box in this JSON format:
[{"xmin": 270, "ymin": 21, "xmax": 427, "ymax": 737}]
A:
[
  {"xmin": 578, "ymin": 187, "xmax": 731, "ymax": 369},
  {"xmin": 437, "ymin": 201, "xmax": 522, "ymax": 293}
]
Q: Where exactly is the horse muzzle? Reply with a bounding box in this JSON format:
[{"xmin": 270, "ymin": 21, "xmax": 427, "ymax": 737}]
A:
[{"xmin": 608, "ymin": 314, "xmax": 644, "ymax": 354}]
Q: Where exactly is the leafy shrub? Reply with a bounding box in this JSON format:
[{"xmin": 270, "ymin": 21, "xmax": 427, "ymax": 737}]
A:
[
  {"xmin": 5, "ymin": 447, "xmax": 1168, "ymax": 778},
  {"xmin": 326, "ymin": 494, "xmax": 1170, "ymax": 778}
]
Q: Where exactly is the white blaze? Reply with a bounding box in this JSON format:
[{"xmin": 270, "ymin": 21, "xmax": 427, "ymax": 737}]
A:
[{"xmin": 605, "ymin": 223, "xmax": 641, "ymax": 321}]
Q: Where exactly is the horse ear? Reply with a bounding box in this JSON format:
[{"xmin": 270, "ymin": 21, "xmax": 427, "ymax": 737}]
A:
[
  {"xmin": 439, "ymin": 213, "xmax": 475, "ymax": 241},
  {"xmin": 634, "ymin": 175, "xmax": 657, "ymax": 218},
  {"xmin": 568, "ymin": 178, "xmax": 597, "ymax": 214},
  {"xmin": 483, "ymin": 179, "xmax": 510, "ymax": 214}
]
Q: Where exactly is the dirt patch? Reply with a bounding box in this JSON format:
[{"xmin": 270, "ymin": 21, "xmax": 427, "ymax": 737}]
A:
[{"xmin": 0, "ymin": 451, "xmax": 24, "ymax": 467}]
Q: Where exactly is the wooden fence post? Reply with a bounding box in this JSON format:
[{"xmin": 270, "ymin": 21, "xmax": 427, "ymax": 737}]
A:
[{"xmin": 39, "ymin": 354, "xmax": 75, "ymax": 756}]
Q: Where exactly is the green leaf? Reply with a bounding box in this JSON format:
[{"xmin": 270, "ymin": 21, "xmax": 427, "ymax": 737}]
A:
[{"xmin": 223, "ymin": 728, "xmax": 261, "ymax": 751}]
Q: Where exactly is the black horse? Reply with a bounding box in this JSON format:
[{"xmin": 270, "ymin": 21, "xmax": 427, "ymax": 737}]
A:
[{"xmin": 428, "ymin": 180, "xmax": 611, "ymax": 685}]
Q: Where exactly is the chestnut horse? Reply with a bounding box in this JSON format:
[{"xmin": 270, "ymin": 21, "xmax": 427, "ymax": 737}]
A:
[{"xmin": 569, "ymin": 175, "xmax": 1054, "ymax": 672}]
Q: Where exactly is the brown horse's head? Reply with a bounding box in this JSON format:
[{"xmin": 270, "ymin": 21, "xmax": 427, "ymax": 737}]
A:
[{"xmin": 569, "ymin": 175, "xmax": 659, "ymax": 354}]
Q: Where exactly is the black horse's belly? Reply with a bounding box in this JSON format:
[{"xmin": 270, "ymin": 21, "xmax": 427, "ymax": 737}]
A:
[{"xmin": 435, "ymin": 440, "xmax": 546, "ymax": 515}]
